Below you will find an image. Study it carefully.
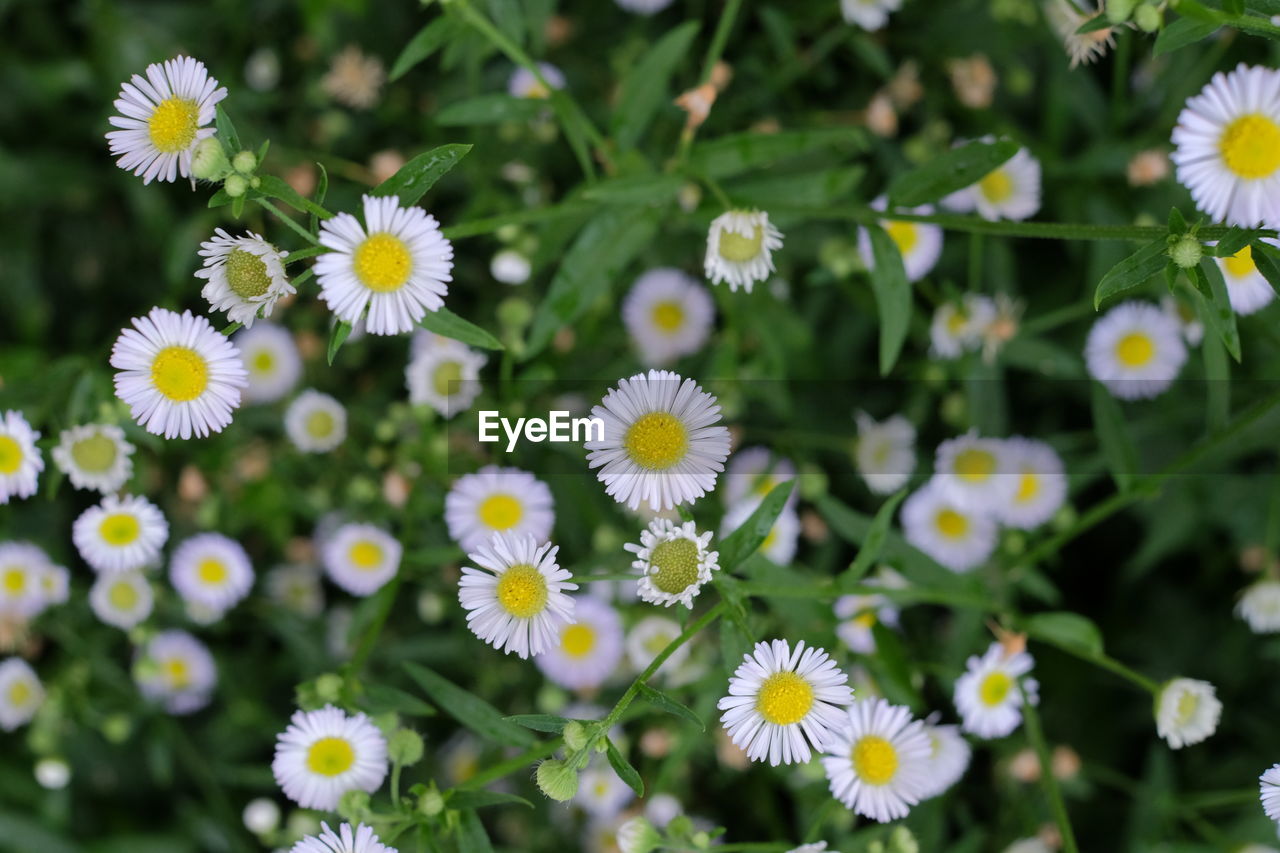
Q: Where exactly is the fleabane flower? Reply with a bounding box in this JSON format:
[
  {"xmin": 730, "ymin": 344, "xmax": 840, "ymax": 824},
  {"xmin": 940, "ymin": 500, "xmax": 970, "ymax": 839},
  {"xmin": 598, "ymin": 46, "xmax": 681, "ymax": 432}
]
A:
[
  {"xmin": 933, "ymin": 432, "xmax": 1018, "ymax": 512},
  {"xmin": 717, "ymin": 639, "xmax": 854, "ymax": 766},
  {"xmin": 405, "ymin": 338, "xmax": 486, "ymax": 418},
  {"xmin": 0, "ymin": 542, "xmax": 53, "ymax": 620},
  {"xmin": 993, "ymin": 437, "xmax": 1068, "ymax": 529},
  {"xmin": 51, "ymin": 424, "xmax": 134, "ymax": 493},
  {"xmin": 723, "ymin": 446, "xmax": 797, "ymax": 510},
  {"xmin": 106, "ymin": 56, "xmax": 227, "ymax": 184},
  {"xmin": 444, "ymin": 466, "xmax": 555, "ymax": 553},
  {"xmin": 840, "ymin": 0, "xmax": 902, "ymax": 30},
  {"xmin": 89, "ymin": 571, "xmax": 154, "ymax": 630},
  {"xmin": 1238, "ymin": 579, "xmax": 1280, "ymax": 633},
  {"xmin": 459, "ymin": 533, "xmax": 577, "ymax": 659},
  {"xmin": 704, "ymin": 209, "xmax": 784, "ymax": 292},
  {"xmin": 834, "ymin": 574, "xmax": 903, "ymax": 655},
  {"xmin": 626, "ymin": 518, "xmax": 720, "ymax": 609},
  {"xmin": 954, "ymin": 641, "xmax": 1037, "ymax": 739},
  {"xmin": 111, "ymin": 307, "xmax": 247, "ymax": 439},
  {"xmin": 821, "ymin": 696, "xmax": 932, "ymax": 823},
  {"xmin": 135, "ymin": 629, "xmax": 217, "ymax": 715},
  {"xmin": 285, "ymin": 390, "xmax": 347, "ymax": 453},
  {"xmin": 72, "ymin": 493, "xmax": 169, "ymax": 574},
  {"xmin": 291, "ymin": 822, "xmax": 397, "ymax": 853},
  {"xmin": 1260, "ymin": 764, "xmax": 1280, "ymax": 822},
  {"xmin": 1085, "ymin": 301, "xmax": 1187, "ymax": 400},
  {"xmin": 0, "ymin": 410, "xmax": 43, "ymax": 504},
  {"xmin": 900, "ymin": 480, "xmax": 997, "ymax": 573},
  {"xmin": 0, "ymin": 659, "xmax": 44, "ymax": 731},
  {"xmin": 584, "ymin": 370, "xmax": 732, "ymax": 512},
  {"xmin": 917, "ymin": 717, "xmax": 972, "ymax": 799},
  {"xmin": 858, "ymin": 198, "xmax": 943, "ymax": 282},
  {"xmin": 272, "ymin": 705, "xmax": 389, "ymax": 811},
  {"xmin": 196, "ymin": 228, "xmax": 294, "ymax": 327},
  {"xmin": 235, "ymin": 322, "xmax": 303, "ymax": 404},
  {"xmin": 1172, "ymin": 64, "xmax": 1280, "ymax": 228},
  {"xmin": 322, "ymin": 523, "xmax": 401, "ymax": 597},
  {"xmin": 622, "ymin": 268, "xmax": 716, "ymax": 367},
  {"xmin": 169, "ymin": 533, "xmax": 255, "ymax": 617},
  {"xmin": 930, "ymin": 294, "xmax": 997, "ymax": 359},
  {"xmin": 1213, "ymin": 240, "xmax": 1279, "ymax": 315},
  {"xmin": 315, "ymin": 194, "xmax": 454, "ymax": 335},
  {"xmin": 1155, "ymin": 677, "xmax": 1221, "ymax": 749},
  {"xmin": 535, "ymin": 595, "xmax": 624, "ymax": 691},
  {"xmin": 947, "ymin": 140, "xmax": 1041, "ymax": 221},
  {"xmin": 267, "ymin": 564, "xmax": 326, "ymax": 617},
  {"xmin": 616, "ymin": 816, "xmax": 662, "ymax": 853},
  {"xmin": 508, "ymin": 62, "xmax": 566, "ymax": 99},
  {"xmin": 854, "ymin": 412, "xmax": 916, "ymax": 495}
]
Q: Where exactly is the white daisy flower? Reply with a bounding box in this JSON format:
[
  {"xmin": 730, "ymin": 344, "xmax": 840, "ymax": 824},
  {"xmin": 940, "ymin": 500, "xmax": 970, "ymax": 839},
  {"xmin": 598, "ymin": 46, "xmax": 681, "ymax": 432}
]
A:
[
  {"xmin": 285, "ymin": 390, "xmax": 347, "ymax": 453},
  {"xmin": 459, "ymin": 533, "xmax": 577, "ymax": 659},
  {"xmin": 322, "ymin": 524, "xmax": 401, "ymax": 597},
  {"xmin": 625, "ymin": 518, "xmax": 720, "ymax": 609},
  {"xmin": 584, "ymin": 370, "xmax": 732, "ymax": 512},
  {"xmin": 535, "ymin": 595, "xmax": 624, "ymax": 691},
  {"xmin": 993, "ymin": 437, "xmax": 1068, "ymax": 529},
  {"xmin": 39, "ymin": 564, "xmax": 69, "ymax": 609},
  {"xmin": 72, "ymin": 493, "xmax": 169, "ymax": 575},
  {"xmin": 1160, "ymin": 294, "xmax": 1205, "ymax": 346},
  {"xmin": 929, "ymin": 294, "xmax": 997, "ymax": 359},
  {"xmin": 1172, "ymin": 64, "xmax": 1280, "ymax": 228},
  {"xmin": 721, "ymin": 501, "xmax": 801, "ymax": 566},
  {"xmin": 51, "ymin": 424, "xmax": 134, "ymax": 494},
  {"xmin": 267, "ymin": 564, "xmax": 326, "ymax": 618},
  {"xmin": 508, "ymin": 62, "xmax": 566, "ymax": 99},
  {"xmin": 624, "ymin": 615, "xmax": 693, "ymax": 680},
  {"xmin": 0, "ymin": 542, "xmax": 53, "ymax": 620},
  {"xmin": 917, "ymin": 717, "xmax": 972, "ymax": 799},
  {"xmin": 717, "ymin": 639, "xmax": 854, "ymax": 766},
  {"xmin": 900, "ymin": 480, "xmax": 997, "ymax": 573},
  {"xmin": 196, "ymin": 229, "xmax": 293, "ymax": 328},
  {"xmin": 834, "ymin": 580, "xmax": 902, "ymax": 656},
  {"xmin": 723, "ymin": 446, "xmax": 797, "ymax": 510},
  {"xmin": 315, "ymin": 194, "xmax": 454, "ymax": 336},
  {"xmin": 0, "ymin": 659, "xmax": 44, "ymax": 731},
  {"xmin": 933, "ymin": 432, "xmax": 1018, "ymax": 513},
  {"xmin": 1238, "ymin": 579, "xmax": 1280, "ymax": 633},
  {"xmin": 622, "ymin": 268, "xmax": 716, "ymax": 367},
  {"xmin": 105, "ymin": 56, "xmax": 227, "ymax": 184},
  {"xmin": 234, "ymin": 322, "xmax": 304, "ymax": 404},
  {"xmin": 291, "ymin": 822, "xmax": 396, "ymax": 853},
  {"xmin": 821, "ymin": 696, "xmax": 932, "ymax": 823},
  {"xmin": 490, "ymin": 248, "xmax": 531, "ymax": 285},
  {"xmin": 444, "ymin": 466, "xmax": 555, "ymax": 554},
  {"xmin": 272, "ymin": 705, "xmax": 389, "ymax": 811},
  {"xmin": 89, "ymin": 570, "xmax": 154, "ymax": 630},
  {"xmin": 1085, "ymin": 301, "xmax": 1188, "ymax": 400},
  {"xmin": 840, "ymin": 0, "xmax": 902, "ymax": 30},
  {"xmin": 1214, "ymin": 239, "xmax": 1279, "ymax": 315},
  {"xmin": 169, "ymin": 533, "xmax": 255, "ymax": 616},
  {"xmin": 614, "ymin": 0, "xmax": 675, "ymax": 14},
  {"xmin": 574, "ymin": 756, "xmax": 636, "ymax": 819},
  {"xmin": 0, "ymin": 410, "xmax": 43, "ymax": 504},
  {"xmin": 1155, "ymin": 677, "xmax": 1221, "ymax": 749},
  {"xmin": 405, "ymin": 338, "xmax": 486, "ymax": 418},
  {"xmin": 111, "ymin": 307, "xmax": 247, "ymax": 439},
  {"xmin": 857, "ymin": 198, "xmax": 943, "ymax": 283},
  {"xmin": 854, "ymin": 412, "xmax": 916, "ymax": 495},
  {"xmin": 951, "ymin": 141, "xmax": 1042, "ymax": 221},
  {"xmin": 704, "ymin": 209, "xmax": 784, "ymax": 292},
  {"xmin": 954, "ymin": 642, "xmax": 1037, "ymax": 739},
  {"xmin": 136, "ymin": 629, "xmax": 217, "ymax": 715},
  {"xmin": 1260, "ymin": 763, "xmax": 1280, "ymax": 821}
]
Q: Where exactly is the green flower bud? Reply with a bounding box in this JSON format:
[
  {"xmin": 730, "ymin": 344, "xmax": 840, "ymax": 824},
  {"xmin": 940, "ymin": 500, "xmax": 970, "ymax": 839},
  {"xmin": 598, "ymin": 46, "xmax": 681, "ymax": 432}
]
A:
[
  {"xmin": 224, "ymin": 173, "xmax": 249, "ymax": 198},
  {"xmin": 232, "ymin": 150, "xmax": 258, "ymax": 174},
  {"xmin": 691, "ymin": 831, "xmax": 711, "ymax": 850},
  {"xmin": 666, "ymin": 815, "xmax": 694, "ymax": 839},
  {"xmin": 497, "ymin": 296, "xmax": 534, "ymax": 331},
  {"xmin": 419, "ymin": 787, "xmax": 445, "ymax": 816},
  {"xmin": 615, "ymin": 816, "xmax": 661, "ymax": 853},
  {"xmin": 1134, "ymin": 3, "xmax": 1162, "ymax": 32},
  {"xmin": 535, "ymin": 758, "xmax": 579, "ymax": 802},
  {"xmin": 249, "ymin": 175, "xmax": 261, "ymax": 189},
  {"xmin": 798, "ymin": 464, "xmax": 828, "ymax": 501},
  {"xmin": 314, "ymin": 673, "xmax": 344, "ymax": 703},
  {"xmin": 1169, "ymin": 233, "xmax": 1203, "ymax": 270},
  {"xmin": 191, "ymin": 137, "xmax": 231, "ymax": 181},
  {"xmin": 101, "ymin": 714, "xmax": 133, "ymax": 744},
  {"xmin": 562, "ymin": 720, "xmax": 591, "ymax": 753},
  {"xmin": 337, "ymin": 789, "xmax": 371, "ymax": 822},
  {"xmin": 1107, "ymin": 0, "xmax": 1136, "ymax": 23},
  {"xmin": 889, "ymin": 826, "xmax": 920, "ymax": 853},
  {"xmin": 388, "ymin": 729, "xmax": 425, "ymax": 766}
]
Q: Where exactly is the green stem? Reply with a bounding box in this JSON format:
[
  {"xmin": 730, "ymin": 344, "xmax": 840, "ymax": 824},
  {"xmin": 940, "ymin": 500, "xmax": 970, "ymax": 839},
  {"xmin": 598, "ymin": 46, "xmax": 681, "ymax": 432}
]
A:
[
  {"xmin": 348, "ymin": 575, "xmax": 404, "ymax": 672},
  {"xmin": 699, "ymin": 0, "xmax": 745, "ymax": 84},
  {"xmin": 441, "ymin": 201, "xmax": 594, "ymax": 240},
  {"xmin": 286, "ymin": 245, "xmax": 329, "ymax": 263},
  {"xmin": 455, "ymin": 738, "xmax": 563, "ymax": 791},
  {"xmin": 256, "ymin": 198, "xmax": 321, "ymax": 246},
  {"xmin": 391, "ymin": 761, "xmax": 403, "ymax": 806},
  {"xmin": 292, "ymin": 269, "xmax": 315, "ymax": 289},
  {"xmin": 1019, "ymin": 679, "xmax": 1080, "ymax": 853}
]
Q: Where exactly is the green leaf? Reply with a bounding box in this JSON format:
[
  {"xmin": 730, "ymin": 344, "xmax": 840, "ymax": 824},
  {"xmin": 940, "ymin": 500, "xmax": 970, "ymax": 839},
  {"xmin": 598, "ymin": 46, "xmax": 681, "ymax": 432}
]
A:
[
  {"xmin": 1251, "ymin": 240, "xmax": 1280, "ymax": 297},
  {"xmin": 1093, "ymin": 238, "xmax": 1168, "ymax": 309},
  {"xmin": 215, "ymin": 105, "xmax": 240, "ymax": 152},
  {"xmin": 1168, "ymin": 207, "xmax": 1188, "ymax": 235},
  {"xmin": 726, "ymin": 165, "xmax": 866, "ymax": 209},
  {"xmin": 887, "ymin": 139, "xmax": 1019, "ymax": 207},
  {"xmin": 1193, "ymin": 259, "xmax": 1242, "ymax": 362},
  {"xmin": 434, "ymin": 94, "xmax": 547, "ymax": 126},
  {"xmin": 231, "ymin": 193, "xmax": 246, "ymax": 219},
  {"xmin": 1200, "ymin": 307, "xmax": 1230, "ymax": 432},
  {"xmin": 581, "ymin": 174, "xmax": 685, "ymax": 205},
  {"xmin": 866, "ymin": 621, "xmax": 923, "ymax": 709},
  {"xmin": 1090, "ymin": 381, "xmax": 1137, "ymax": 491},
  {"xmin": 719, "ymin": 481, "xmax": 796, "ymax": 570},
  {"xmin": 418, "ymin": 307, "xmax": 504, "ymax": 350},
  {"xmin": 865, "ymin": 223, "xmax": 912, "ymax": 376},
  {"xmin": 312, "ymin": 162, "xmax": 329, "ymax": 234},
  {"xmin": 839, "ymin": 490, "xmax": 907, "ymax": 589},
  {"xmin": 391, "ymin": 17, "xmax": 462, "ymax": 80},
  {"xmin": 208, "ymin": 187, "xmax": 232, "ymax": 209},
  {"xmin": 1075, "ymin": 13, "xmax": 1112, "ymax": 33},
  {"xmin": 1024, "ymin": 612, "xmax": 1105, "ymax": 658},
  {"xmin": 503, "ymin": 714, "xmax": 570, "ymax": 733},
  {"xmin": 448, "ymin": 790, "xmax": 534, "ymax": 810},
  {"xmin": 1172, "ymin": 0, "xmax": 1224, "ymax": 24},
  {"xmin": 404, "ymin": 663, "xmax": 537, "ymax": 747},
  {"xmin": 612, "ymin": 21, "xmax": 700, "ymax": 150},
  {"xmin": 257, "ymin": 175, "xmax": 331, "ymax": 220},
  {"xmin": 372, "ymin": 144, "xmax": 472, "ymax": 207},
  {"xmin": 636, "ymin": 683, "xmax": 704, "ymax": 730},
  {"xmin": 605, "ymin": 739, "xmax": 644, "ymax": 797},
  {"xmin": 361, "ymin": 684, "xmax": 436, "ymax": 718},
  {"xmin": 327, "ymin": 321, "xmax": 353, "ymax": 366},
  {"xmin": 456, "ymin": 810, "xmax": 494, "ymax": 853},
  {"xmin": 1154, "ymin": 16, "xmax": 1220, "ymax": 54},
  {"xmin": 1211, "ymin": 226, "xmax": 1255, "ymax": 258},
  {"xmin": 1224, "ymin": 0, "xmax": 1245, "ymax": 14},
  {"xmin": 686, "ymin": 128, "xmax": 867, "ymax": 179}
]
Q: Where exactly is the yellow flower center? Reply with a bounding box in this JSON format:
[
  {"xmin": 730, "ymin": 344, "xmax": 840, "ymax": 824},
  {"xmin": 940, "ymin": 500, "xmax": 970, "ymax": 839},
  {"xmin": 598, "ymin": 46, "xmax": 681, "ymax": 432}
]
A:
[
  {"xmin": 979, "ymin": 671, "xmax": 1013, "ymax": 707},
  {"xmin": 99, "ymin": 513, "xmax": 142, "ymax": 547},
  {"xmin": 224, "ymin": 249, "xmax": 274, "ymax": 299},
  {"xmin": 71, "ymin": 434, "xmax": 118, "ymax": 473},
  {"xmin": 523, "ymin": 81, "xmax": 551, "ymax": 100},
  {"xmin": 432, "ymin": 361, "xmax": 463, "ymax": 397},
  {"xmin": 643, "ymin": 631, "xmax": 673, "ymax": 656},
  {"xmin": 8, "ymin": 681, "xmax": 32, "ymax": 707},
  {"xmin": 719, "ymin": 226, "xmax": 764, "ymax": 263},
  {"xmin": 306, "ymin": 737, "xmax": 357, "ymax": 777},
  {"xmin": 560, "ymin": 623, "xmax": 596, "ymax": 658},
  {"xmin": 349, "ymin": 541, "xmax": 383, "ymax": 570},
  {"xmin": 935, "ymin": 508, "xmax": 968, "ymax": 539},
  {"xmin": 851, "ymin": 735, "xmax": 899, "ymax": 785},
  {"xmin": 1223, "ymin": 244, "xmax": 1258, "ymax": 279},
  {"xmin": 0, "ymin": 436, "xmax": 21, "ymax": 475},
  {"xmin": 755, "ymin": 671, "xmax": 814, "ymax": 726},
  {"xmin": 1175, "ymin": 690, "xmax": 1200, "ymax": 726},
  {"xmin": 148, "ymin": 96, "xmax": 200, "ymax": 153},
  {"xmin": 353, "ymin": 232, "xmax": 413, "ymax": 292},
  {"xmin": 2, "ymin": 568, "xmax": 25, "ymax": 595},
  {"xmin": 478, "ymin": 494, "xmax": 523, "ymax": 531},
  {"xmin": 953, "ymin": 448, "xmax": 996, "ymax": 482},
  {"xmin": 108, "ymin": 580, "xmax": 139, "ymax": 610},
  {"xmin": 853, "ymin": 611, "xmax": 877, "ymax": 629},
  {"xmin": 651, "ymin": 300, "xmax": 686, "ymax": 333},
  {"xmin": 648, "ymin": 538, "xmax": 701, "ymax": 595},
  {"xmin": 151, "ymin": 346, "xmax": 210, "ymax": 402},
  {"xmin": 251, "ymin": 350, "xmax": 275, "ymax": 373},
  {"xmin": 496, "ymin": 563, "xmax": 549, "ymax": 619},
  {"xmin": 164, "ymin": 658, "xmax": 191, "ymax": 689},
  {"xmin": 978, "ymin": 169, "xmax": 1014, "ymax": 203},
  {"xmin": 885, "ymin": 220, "xmax": 919, "ymax": 255},
  {"xmin": 196, "ymin": 558, "xmax": 228, "ymax": 586},
  {"xmin": 761, "ymin": 525, "xmax": 778, "ymax": 552},
  {"xmin": 306, "ymin": 410, "xmax": 336, "ymax": 439},
  {"xmin": 1219, "ymin": 113, "xmax": 1280, "ymax": 180},
  {"xmin": 623, "ymin": 411, "xmax": 688, "ymax": 471},
  {"xmin": 946, "ymin": 309, "xmax": 969, "ymax": 335},
  {"xmin": 1015, "ymin": 471, "xmax": 1040, "ymax": 504},
  {"xmin": 1115, "ymin": 332, "xmax": 1155, "ymax": 368}
]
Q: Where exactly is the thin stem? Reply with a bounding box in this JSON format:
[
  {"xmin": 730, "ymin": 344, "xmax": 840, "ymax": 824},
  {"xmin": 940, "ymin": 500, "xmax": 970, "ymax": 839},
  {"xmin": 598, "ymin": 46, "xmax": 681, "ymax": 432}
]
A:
[
  {"xmin": 348, "ymin": 575, "xmax": 403, "ymax": 672},
  {"xmin": 292, "ymin": 269, "xmax": 315, "ymax": 289},
  {"xmin": 286, "ymin": 245, "xmax": 329, "ymax": 263},
  {"xmin": 699, "ymin": 0, "xmax": 745, "ymax": 84},
  {"xmin": 391, "ymin": 761, "xmax": 403, "ymax": 806},
  {"xmin": 1019, "ymin": 679, "xmax": 1080, "ymax": 853},
  {"xmin": 257, "ymin": 198, "xmax": 321, "ymax": 246}
]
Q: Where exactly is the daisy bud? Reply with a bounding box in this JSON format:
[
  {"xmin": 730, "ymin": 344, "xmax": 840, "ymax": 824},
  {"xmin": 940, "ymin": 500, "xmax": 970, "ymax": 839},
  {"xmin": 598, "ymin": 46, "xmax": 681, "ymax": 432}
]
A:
[
  {"xmin": 497, "ymin": 296, "xmax": 534, "ymax": 331},
  {"xmin": 888, "ymin": 826, "xmax": 920, "ymax": 853},
  {"xmin": 691, "ymin": 831, "xmax": 711, "ymax": 849},
  {"xmin": 419, "ymin": 786, "xmax": 444, "ymax": 816},
  {"xmin": 535, "ymin": 758, "xmax": 579, "ymax": 801},
  {"xmin": 1169, "ymin": 233, "xmax": 1203, "ymax": 269},
  {"xmin": 337, "ymin": 789, "xmax": 371, "ymax": 822},
  {"xmin": 616, "ymin": 816, "xmax": 661, "ymax": 853},
  {"xmin": 1106, "ymin": 0, "xmax": 1136, "ymax": 23},
  {"xmin": 191, "ymin": 137, "xmax": 231, "ymax": 181},
  {"xmin": 241, "ymin": 798, "xmax": 280, "ymax": 835},
  {"xmin": 562, "ymin": 720, "xmax": 591, "ymax": 752},
  {"xmin": 1133, "ymin": 2, "xmax": 1162, "ymax": 32},
  {"xmin": 314, "ymin": 673, "xmax": 344, "ymax": 703},
  {"xmin": 388, "ymin": 729, "xmax": 425, "ymax": 766},
  {"xmin": 232, "ymin": 150, "xmax": 258, "ymax": 174},
  {"xmin": 224, "ymin": 173, "xmax": 249, "ymax": 198}
]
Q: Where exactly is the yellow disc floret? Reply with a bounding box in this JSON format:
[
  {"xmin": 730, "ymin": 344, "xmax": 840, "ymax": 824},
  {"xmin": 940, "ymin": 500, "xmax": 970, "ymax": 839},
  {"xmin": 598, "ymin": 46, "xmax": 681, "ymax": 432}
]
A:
[
  {"xmin": 953, "ymin": 448, "xmax": 996, "ymax": 482},
  {"xmin": 71, "ymin": 434, "xmax": 118, "ymax": 473},
  {"xmin": 496, "ymin": 563, "xmax": 548, "ymax": 619},
  {"xmin": 306, "ymin": 737, "xmax": 357, "ymax": 777},
  {"xmin": 0, "ymin": 436, "xmax": 22, "ymax": 475},
  {"xmin": 648, "ymin": 538, "xmax": 701, "ymax": 595},
  {"xmin": 478, "ymin": 494, "xmax": 523, "ymax": 531},
  {"xmin": 148, "ymin": 97, "xmax": 200, "ymax": 153},
  {"xmin": 755, "ymin": 671, "xmax": 815, "ymax": 726},
  {"xmin": 719, "ymin": 225, "xmax": 765, "ymax": 263},
  {"xmin": 224, "ymin": 249, "xmax": 274, "ymax": 299},
  {"xmin": 979, "ymin": 670, "xmax": 1013, "ymax": 707},
  {"xmin": 560, "ymin": 623, "xmax": 596, "ymax": 658},
  {"xmin": 151, "ymin": 346, "xmax": 210, "ymax": 402},
  {"xmin": 651, "ymin": 301, "xmax": 686, "ymax": 333},
  {"xmin": 353, "ymin": 232, "xmax": 413, "ymax": 292},
  {"xmin": 1219, "ymin": 114, "xmax": 1280, "ymax": 180},
  {"xmin": 851, "ymin": 735, "xmax": 899, "ymax": 785},
  {"xmin": 349, "ymin": 541, "xmax": 383, "ymax": 570},
  {"xmin": 1115, "ymin": 332, "xmax": 1155, "ymax": 368},
  {"xmin": 978, "ymin": 169, "xmax": 1014, "ymax": 203},
  {"xmin": 99, "ymin": 513, "xmax": 142, "ymax": 546},
  {"xmin": 623, "ymin": 411, "xmax": 688, "ymax": 470},
  {"xmin": 935, "ymin": 509, "xmax": 969, "ymax": 539}
]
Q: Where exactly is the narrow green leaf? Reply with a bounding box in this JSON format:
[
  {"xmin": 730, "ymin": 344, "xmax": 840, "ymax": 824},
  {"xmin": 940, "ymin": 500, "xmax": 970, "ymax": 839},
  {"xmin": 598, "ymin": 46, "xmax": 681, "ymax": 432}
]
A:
[
  {"xmin": 1094, "ymin": 238, "xmax": 1168, "ymax": 309},
  {"xmin": 839, "ymin": 489, "xmax": 907, "ymax": 589},
  {"xmin": 887, "ymin": 139, "xmax": 1019, "ymax": 207},
  {"xmin": 312, "ymin": 162, "xmax": 329, "ymax": 235},
  {"xmin": 257, "ymin": 175, "xmax": 331, "ymax": 220},
  {"xmin": 372, "ymin": 144, "xmax": 472, "ymax": 207},
  {"xmin": 1154, "ymin": 16, "xmax": 1220, "ymax": 54},
  {"xmin": 435, "ymin": 95, "xmax": 546, "ymax": 126},
  {"xmin": 1090, "ymin": 381, "xmax": 1138, "ymax": 491},
  {"xmin": 1168, "ymin": 207, "xmax": 1188, "ymax": 235},
  {"xmin": 1250, "ymin": 240, "xmax": 1280, "ymax": 297},
  {"xmin": 418, "ymin": 307, "xmax": 504, "ymax": 350},
  {"xmin": 605, "ymin": 739, "xmax": 644, "ymax": 797},
  {"xmin": 1224, "ymin": 0, "xmax": 1245, "ymax": 14},
  {"xmin": 503, "ymin": 714, "xmax": 570, "ymax": 733},
  {"xmin": 580, "ymin": 174, "xmax": 684, "ymax": 205},
  {"xmin": 456, "ymin": 810, "xmax": 494, "ymax": 853},
  {"xmin": 726, "ymin": 165, "xmax": 866, "ymax": 209},
  {"xmin": 636, "ymin": 683, "xmax": 704, "ymax": 730},
  {"xmin": 327, "ymin": 321, "xmax": 353, "ymax": 366},
  {"xmin": 220, "ymin": 321, "xmax": 243, "ymax": 337},
  {"xmin": 1194, "ymin": 259, "xmax": 1242, "ymax": 362},
  {"xmin": 361, "ymin": 684, "xmax": 436, "ymax": 718},
  {"xmin": 403, "ymin": 663, "xmax": 537, "ymax": 747},
  {"xmin": 1172, "ymin": 0, "xmax": 1225, "ymax": 23},
  {"xmin": 391, "ymin": 17, "xmax": 462, "ymax": 80},
  {"xmin": 687, "ymin": 128, "xmax": 867, "ymax": 179},
  {"xmin": 719, "ymin": 481, "xmax": 796, "ymax": 570},
  {"xmin": 215, "ymin": 105, "xmax": 240, "ymax": 152},
  {"xmin": 1074, "ymin": 14, "xmax": 1112, "ymax": 33},
  {"xmin": 208, "ymin": 188, "xmax": 232, "ymax": 209},
  {"xmin": 865, "ymin": 224, "xmax": 912, "ymax": 375},
  {"xmin": 1211, "ymin": 226, "xmax": 1255, "ymax": 258},
  {"xmin": 448, "ymin": 790, "xmax": 533, "ymax": 810},
  {"xmin": 1200, "ymin": 309, "xmax": 1229, "ymax": 432},
  {"xmin": 230, "ymin": 193, "xmax": 246, "ymax": 219},
  {"xmin": 612, "ymin": 21, "xmax": 700, "ymax": 150},
  {"xmin": 1024, "ymin": 612, "xmax": 1105, "ymax": 657}
]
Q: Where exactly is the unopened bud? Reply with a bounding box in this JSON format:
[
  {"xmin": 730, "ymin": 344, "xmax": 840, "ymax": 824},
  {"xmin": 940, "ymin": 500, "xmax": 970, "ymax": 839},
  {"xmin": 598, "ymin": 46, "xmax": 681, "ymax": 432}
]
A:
[
  {"xmin": 1107, "ymin": 0, "xmax": 1136, "ymax": 23},
  {"xmin": 562, "ymin": 721, "xmax": 590, "ymax": 752},
  {"xmin": 232, "ymin": 150, "xmax": 258, "ymax": 174},
  {"xmin": 615, "ymin": 816, "xmax": 661, "ymax": 853},
  {"xmin": 224, "ymin": 173, "xmax": 249, "ymax": 198},
  {"xmin": 388, "ymin": 729, "xmax": 425, "ymax": 766},
  {"xmin": 419, "ymin": 787, "xmax": 444, "ymax": 816},
  {"xmin": 889, "ymin": 826, "xmax": 920, "ymax": 853},
  {"xmin": 314, "ymin": 673, "xmax": 343, "ymax": 703},
  {"xmin": 1169, "ymin": 233, "xmax": 1202, "ymax": 269},
  {"xmin": 1134, "ymin": 3, "xmax": 1162, "ymax": 32},
  {"xmin": 535, "ymin": 758, "xmax": 579, "ymax": 801},
  {"xmin": 337, "ymin": 789, "xmax": 371, "ymax": 821},
  {"xmin": 191, "ymin": 137, "xmax": 231, "ymax": 180}
]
